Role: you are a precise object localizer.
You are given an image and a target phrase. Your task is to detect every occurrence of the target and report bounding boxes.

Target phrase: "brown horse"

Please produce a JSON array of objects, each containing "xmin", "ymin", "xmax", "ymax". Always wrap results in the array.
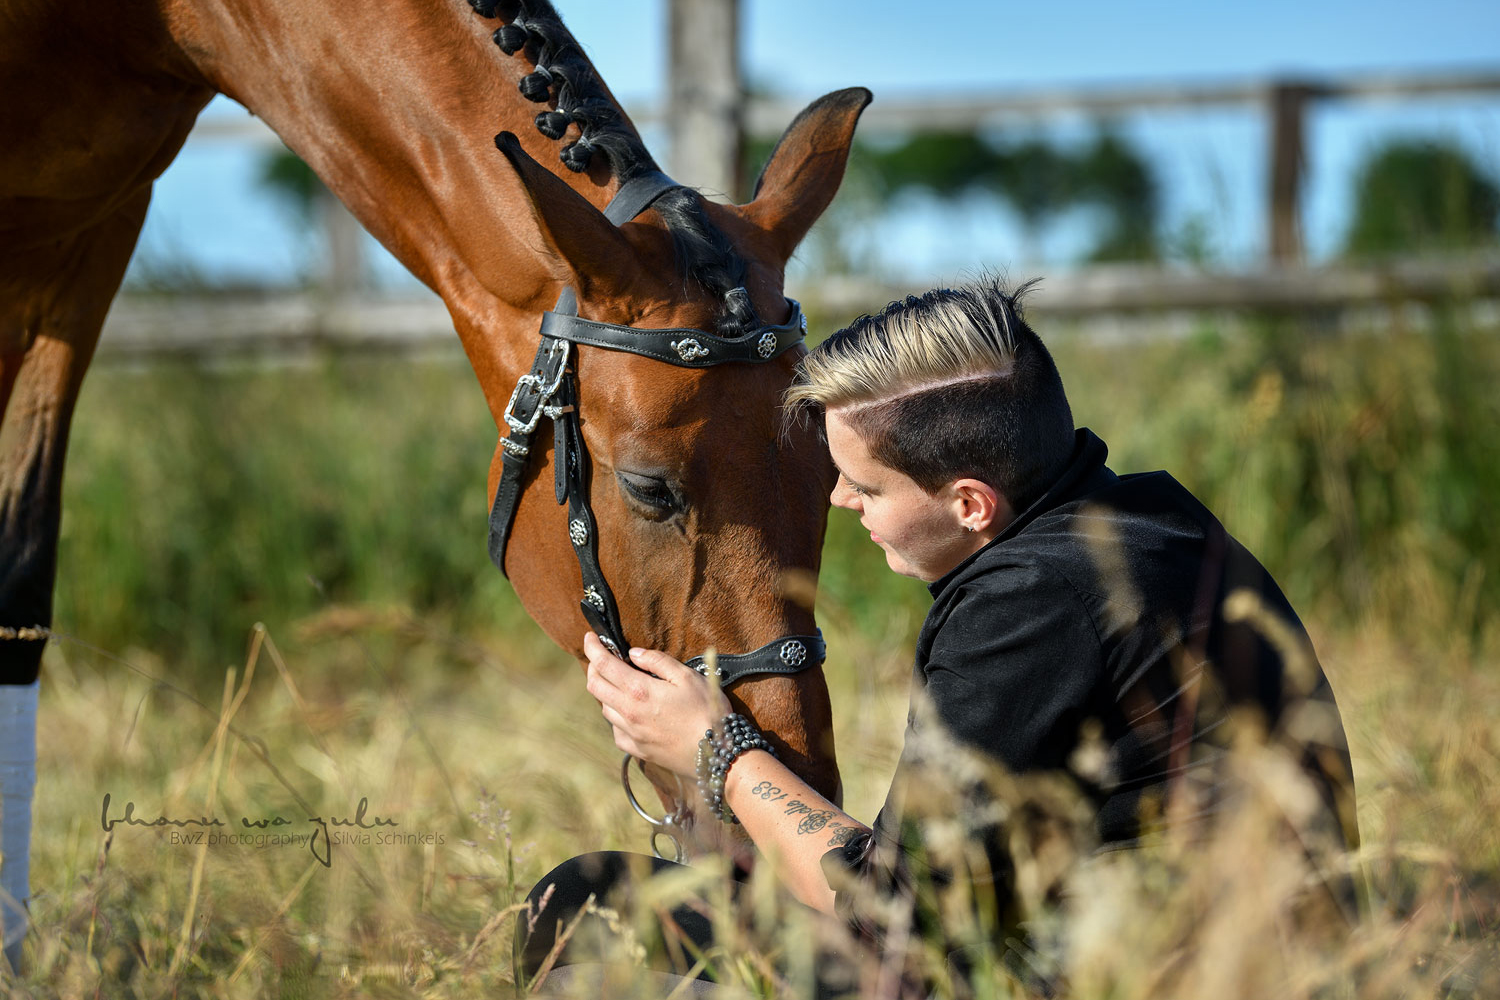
[{"xmin": 0, "ymin": 0, "xmax": 868, "ymax": 964}]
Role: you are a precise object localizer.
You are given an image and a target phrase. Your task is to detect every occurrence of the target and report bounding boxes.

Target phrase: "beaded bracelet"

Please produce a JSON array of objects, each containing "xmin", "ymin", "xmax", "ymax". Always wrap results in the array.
[{"xmin": 694, "ymin": 713, "xmax": 776, "ymax": 824}]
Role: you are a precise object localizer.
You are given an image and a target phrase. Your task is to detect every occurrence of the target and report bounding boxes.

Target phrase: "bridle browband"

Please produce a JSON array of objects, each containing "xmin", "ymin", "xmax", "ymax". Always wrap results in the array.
[{"xmin": 485, "ymin": 172, "xmax": 827, "ymax": 856}]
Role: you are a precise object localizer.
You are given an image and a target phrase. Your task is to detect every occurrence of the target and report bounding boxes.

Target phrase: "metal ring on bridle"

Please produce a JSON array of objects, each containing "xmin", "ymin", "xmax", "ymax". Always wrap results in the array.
[
  {"xmin": 650, "ymin": 828, "xmax": 685, "ymax": 865},
  {"xmin": 620, "ymin": 753, "xmax": 686, "ymax": 862}
]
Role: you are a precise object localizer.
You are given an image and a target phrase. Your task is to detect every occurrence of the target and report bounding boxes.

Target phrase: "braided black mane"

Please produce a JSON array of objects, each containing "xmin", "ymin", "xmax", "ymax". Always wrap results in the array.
[{"xmin": 470, "ymin": 0, "xmax": 759, "ymax": 336}]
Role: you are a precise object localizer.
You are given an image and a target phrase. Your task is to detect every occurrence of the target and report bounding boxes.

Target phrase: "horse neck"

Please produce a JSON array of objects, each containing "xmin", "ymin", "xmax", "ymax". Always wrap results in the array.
[{"xmin": 163, "ymin": 0, "xmax": 637, "ymax": 401}]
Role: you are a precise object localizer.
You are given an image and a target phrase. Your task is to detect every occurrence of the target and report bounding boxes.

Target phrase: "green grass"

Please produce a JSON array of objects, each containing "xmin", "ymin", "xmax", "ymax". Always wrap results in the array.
[{"xmin": 10, "ymin": 311, "xmax": 1498, "ymax": 996}]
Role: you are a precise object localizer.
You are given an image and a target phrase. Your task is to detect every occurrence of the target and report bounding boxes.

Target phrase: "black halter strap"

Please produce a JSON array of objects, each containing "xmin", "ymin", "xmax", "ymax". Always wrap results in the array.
[{"xmin": 486, "ymin": 172, "xmax": 823, "ymax": 686}]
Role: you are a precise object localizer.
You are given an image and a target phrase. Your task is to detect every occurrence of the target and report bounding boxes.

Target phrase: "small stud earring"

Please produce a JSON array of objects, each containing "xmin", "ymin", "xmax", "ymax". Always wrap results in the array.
[{"xmin": 965, "ymin": 525, "xmax": 975, "ymax": 533}]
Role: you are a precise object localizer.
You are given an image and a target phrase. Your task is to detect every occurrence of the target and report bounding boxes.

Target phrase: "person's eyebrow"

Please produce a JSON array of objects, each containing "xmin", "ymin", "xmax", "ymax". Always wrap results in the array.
[{"xmin": 831, "ymin": 461, "xmax": 875, "ymax": 493}]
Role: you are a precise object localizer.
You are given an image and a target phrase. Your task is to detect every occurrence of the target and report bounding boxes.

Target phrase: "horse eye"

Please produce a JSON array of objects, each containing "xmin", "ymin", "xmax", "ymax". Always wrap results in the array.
[{"xmin": 616, "ymin": 472, "xmax": 681, "ymax": 517}]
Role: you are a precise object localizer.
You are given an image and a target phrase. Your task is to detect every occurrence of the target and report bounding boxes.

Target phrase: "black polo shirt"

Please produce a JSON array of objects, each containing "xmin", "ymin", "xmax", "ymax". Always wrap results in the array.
[{"xmin": 822, "ymin": 427, "xmax": 1357, "ymax": 931}]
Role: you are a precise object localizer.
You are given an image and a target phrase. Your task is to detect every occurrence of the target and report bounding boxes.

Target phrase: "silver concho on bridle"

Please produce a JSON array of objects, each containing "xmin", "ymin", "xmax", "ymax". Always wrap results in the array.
[
  {"xmin": 584, "ymin": 586, "xmax": 606, "ymax": 612},
  {"xmin": 756, "ymin": 331, "xmax": 777, "ymax": 359},
  {"xmin": 569, "ymin": 519, "xmax": 589, "ymax": 546},
  {"xmin": 780, "ymin": 640, "xmax": 808, "ymax": 667},
  {"xmin": 670, "ymin": 337, "xmax": 710, "ymax": 362}
]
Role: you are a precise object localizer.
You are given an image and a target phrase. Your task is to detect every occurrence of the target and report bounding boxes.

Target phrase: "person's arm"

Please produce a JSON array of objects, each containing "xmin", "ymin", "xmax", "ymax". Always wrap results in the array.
[
  {"xmin": 721, "ymin": 748, "xmax": 868, "ymax": 914},
  {"xmin": 582, "ymin": 632, "xmax": 867, "ymax": 913}
]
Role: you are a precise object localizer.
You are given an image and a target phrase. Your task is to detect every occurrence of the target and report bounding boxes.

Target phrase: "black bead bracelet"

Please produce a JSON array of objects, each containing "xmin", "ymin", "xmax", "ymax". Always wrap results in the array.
[{"xmin": 694, "ymin": 713, "xmax": 775, "ymax": 824}]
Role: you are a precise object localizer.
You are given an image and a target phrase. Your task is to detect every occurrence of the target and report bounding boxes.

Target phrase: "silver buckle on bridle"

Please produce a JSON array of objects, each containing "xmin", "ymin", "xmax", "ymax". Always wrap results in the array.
[{"xmin": 500, "ymin": 339, "xmax": 571, "ymax": 456}]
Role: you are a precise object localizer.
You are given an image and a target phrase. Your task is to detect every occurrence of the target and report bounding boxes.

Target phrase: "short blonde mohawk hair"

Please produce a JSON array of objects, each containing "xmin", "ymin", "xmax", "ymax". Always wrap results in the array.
[
  {"xmin": 786, "ymin": 275, "xmax": 1039, "ymax": 412},
  {"xmin": 786, "ymin": 274, "xmax": 1075, "ymax": 509}
]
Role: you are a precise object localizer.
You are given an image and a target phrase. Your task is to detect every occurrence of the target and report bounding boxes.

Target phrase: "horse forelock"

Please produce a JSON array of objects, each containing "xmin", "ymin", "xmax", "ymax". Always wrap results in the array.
[
  {"xmin": 471, "ymin": 0, "xmax": 759, "ymax": 338},
  {"xmin": 650, "ymin": 189, "xmax": 761, "ymax": 338}
]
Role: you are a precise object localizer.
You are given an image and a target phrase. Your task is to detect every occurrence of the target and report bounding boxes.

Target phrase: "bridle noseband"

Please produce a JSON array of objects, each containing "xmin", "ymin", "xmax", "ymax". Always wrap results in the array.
[{"xmin": 486, "ymin": 170, "xmax": 827, "ymax": 858}]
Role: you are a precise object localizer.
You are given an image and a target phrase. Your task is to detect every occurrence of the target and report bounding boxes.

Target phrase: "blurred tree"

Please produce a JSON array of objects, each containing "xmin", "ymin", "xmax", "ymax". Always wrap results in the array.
[
  {"xmin": 1164, "ymin": 212, "xmax": 1216, "ymax": 266},
  {"xmin": 1073, "ymin": 130, "xmax": 1159, "ymax": 262},
  {"xmin": 259, "ymin": 148, "xmax": 326, "ymax": 226},
  {"xmin": 1344, "ymin": 139, "xmax": 1500, "ymax": 258},
  {"xmin": 258, "ymin": 148, "xmax": 365, "ymax": 292},
  {"xmin": 826, "ymin": 128, "xmax": 1160, "ymax": 266},
  {"xmin": 864, "ymin": 130, "xmax": 1008, "ymax": 197},
  {"xmin": 989, "ymin": 139, "xmax": 1078, "ymax": 260}
]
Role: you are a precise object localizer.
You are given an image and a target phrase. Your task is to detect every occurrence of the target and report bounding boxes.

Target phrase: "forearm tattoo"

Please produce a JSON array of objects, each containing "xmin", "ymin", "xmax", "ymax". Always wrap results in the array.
[
  {"xmin": 826, "ymin": 825, "xmax": 862, "ymax": 848},
  {"xmin": 784, "ymin": 799, "xmax": 833, "ymax": 834},
  {"xmin": 750, "ymin": 782, "xmax": 866, "ymax": 846}
]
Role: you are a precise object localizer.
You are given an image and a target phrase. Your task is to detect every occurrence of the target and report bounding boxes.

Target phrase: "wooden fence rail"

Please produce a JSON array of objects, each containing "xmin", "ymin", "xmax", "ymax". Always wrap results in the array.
[{"xmin": 97, "ymin": 256, "xmax": 1500, "ymax": 362}]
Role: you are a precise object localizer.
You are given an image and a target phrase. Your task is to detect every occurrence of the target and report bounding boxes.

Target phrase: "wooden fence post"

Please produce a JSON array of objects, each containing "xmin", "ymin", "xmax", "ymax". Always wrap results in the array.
[
  {"xmin": 320, "ymin": 193, "xmax": 365, "ymax": 295},
  {"xmin": 1267, "ymin": 81, "xmax": 1323, "ymax": 264},
  {"xmin": 666, "ymin": 0, "xmax": 743, "ymax": 200}
]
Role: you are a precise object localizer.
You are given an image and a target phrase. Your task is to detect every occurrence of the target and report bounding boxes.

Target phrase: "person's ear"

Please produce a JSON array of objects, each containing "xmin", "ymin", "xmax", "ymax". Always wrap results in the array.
[{"xmin": 952, "ymin": 478, "xmax": 1012, "ymax": 534}]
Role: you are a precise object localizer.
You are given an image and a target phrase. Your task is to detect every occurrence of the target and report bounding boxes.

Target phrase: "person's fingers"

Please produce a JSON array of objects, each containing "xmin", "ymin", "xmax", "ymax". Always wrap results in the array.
[
  {"xmin": 627, "ymin": 646, "xmax": 692, "ymax": 682},
  {"xmin": 584, "ymin": 642, "xmax": 607, "ymax": 686},
  {"xmin": 587, "ymin": 655, "xmax": 637, "ymax": 713},
  {"xmin": 609, "ymin": 725, "xmax": 639, "ymax": 758},
  {"xmin": 601, "ymin": 702, "xmax": 629, "ymax": 731},
  {"xmin": 585, "ymin": 630, "xmax": 632, "ymax": 665},
  {"xmin": 583, "ymin": 631, "xmax": 617, "ymax": 665},
  {"xmin": 585, "ymin": 633, "xmax": 640, "ymax": 693},
  {"xmin": 626, "ymin": 648, "xmax": 732, "ymax": 723},
  {"xmin": 595, "ymin": 656, "xmax": 650, "ymax": 703},
  {"xmin": 585, "ymin": 659, "xmax": 612, "ymax": 703}
]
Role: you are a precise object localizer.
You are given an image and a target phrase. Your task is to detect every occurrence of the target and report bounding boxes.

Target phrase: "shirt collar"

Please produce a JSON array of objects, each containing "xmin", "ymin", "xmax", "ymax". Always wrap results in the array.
[{"xmin": 926, "ymin": 428, "xmax": 1114, "ymax": 597}]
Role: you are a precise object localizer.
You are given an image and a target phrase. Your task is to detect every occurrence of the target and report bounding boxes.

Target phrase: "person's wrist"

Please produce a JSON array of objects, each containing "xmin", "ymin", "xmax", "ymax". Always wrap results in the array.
[
  {"xmin": 723, "ymin": 746, "xmax": 771, "ymax": 800},
  {"xmin": 697, "ymin": 705, "xmax": 724, "ymax": 742},
  {"xmin": 695, "ymin": 713, "xmax": 774, "ymax": 823}
]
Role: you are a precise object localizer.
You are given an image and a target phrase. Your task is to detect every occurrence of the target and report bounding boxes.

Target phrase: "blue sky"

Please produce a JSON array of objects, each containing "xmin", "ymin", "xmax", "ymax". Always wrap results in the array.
[{"xmin": 131, "ymin": 0, "xmax": 1500, "ymax": 287}]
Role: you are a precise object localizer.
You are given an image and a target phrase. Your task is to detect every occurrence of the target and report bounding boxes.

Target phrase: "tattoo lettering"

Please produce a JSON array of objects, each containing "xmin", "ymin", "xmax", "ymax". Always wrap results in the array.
[
  {"xmin": 827, "ymin": 825, "xmax": 861, "ymax": 848},
  {"xmin": 783, "ymin": 799, "xmax": 833, "ymax": 835},
  {"xmin": 750, "ymin": 780, "xmax": 788, "ymax": 802},
  {"xmin": 798, "ymin": 811, "xmax": 832, "ymax": 834}
]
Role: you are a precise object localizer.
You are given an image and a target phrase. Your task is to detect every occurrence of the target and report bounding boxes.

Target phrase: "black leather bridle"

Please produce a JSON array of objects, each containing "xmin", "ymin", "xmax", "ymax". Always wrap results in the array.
[{"xmin": 486, "ymin": 170, "xmax": 826, "ymax": 697}]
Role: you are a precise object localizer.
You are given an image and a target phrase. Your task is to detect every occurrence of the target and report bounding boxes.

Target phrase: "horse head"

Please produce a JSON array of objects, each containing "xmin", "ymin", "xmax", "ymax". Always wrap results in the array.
[{"xmin": 488, "ymin": 86, "xmax": 871, "ymax": 827}]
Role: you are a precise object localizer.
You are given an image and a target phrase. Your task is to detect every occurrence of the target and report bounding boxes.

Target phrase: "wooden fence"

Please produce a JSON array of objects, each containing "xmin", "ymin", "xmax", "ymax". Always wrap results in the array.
[{"xmin": 97, "ymin": 255, "xmax": 1500, "ymax": 362}]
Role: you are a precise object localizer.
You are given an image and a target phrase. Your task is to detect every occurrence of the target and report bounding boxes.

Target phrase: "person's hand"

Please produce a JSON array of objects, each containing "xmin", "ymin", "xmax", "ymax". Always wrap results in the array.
[{"xmin": 583, "ymin": 632, "xmax": 731, "ymax": 777}]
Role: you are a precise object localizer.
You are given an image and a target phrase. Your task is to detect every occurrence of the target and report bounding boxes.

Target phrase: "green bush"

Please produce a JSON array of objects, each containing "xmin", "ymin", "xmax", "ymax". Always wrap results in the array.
[
  {"xmin": 1344, "ymin": 139, "xmax": 1500, "ymax": 257},
  {"xmin": 58, "ymin": 358, "xmax": 533, "ymax": 679}
]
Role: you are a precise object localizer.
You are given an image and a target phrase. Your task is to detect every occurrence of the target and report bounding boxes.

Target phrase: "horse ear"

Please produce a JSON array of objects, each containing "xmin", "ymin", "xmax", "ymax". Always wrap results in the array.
[
  {"xmin": 493, "ymin": 131, "xmax": 643, "ymax": 296},
  {"xmin": 741, "ymin": 87, "xmax": 873, "ymax": 261}
]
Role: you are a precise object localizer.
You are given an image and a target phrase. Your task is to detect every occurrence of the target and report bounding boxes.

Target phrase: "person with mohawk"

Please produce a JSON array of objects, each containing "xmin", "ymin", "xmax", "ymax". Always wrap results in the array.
[{"xmin": 528, "ymin": 274, "xmax": 1359, "ymax": 995}]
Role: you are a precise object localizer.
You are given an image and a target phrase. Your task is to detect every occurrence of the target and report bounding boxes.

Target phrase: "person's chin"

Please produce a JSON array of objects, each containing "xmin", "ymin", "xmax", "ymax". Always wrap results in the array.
[{"xmin": 884, "ymin": 551, "xmax": 920, "ymax": 579}]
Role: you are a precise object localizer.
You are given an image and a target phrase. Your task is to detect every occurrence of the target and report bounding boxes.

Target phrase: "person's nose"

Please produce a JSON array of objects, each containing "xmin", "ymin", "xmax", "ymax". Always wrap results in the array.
[{"xmin": 830, "ymin": 480, "xmax": 858, "ymax": 511}]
